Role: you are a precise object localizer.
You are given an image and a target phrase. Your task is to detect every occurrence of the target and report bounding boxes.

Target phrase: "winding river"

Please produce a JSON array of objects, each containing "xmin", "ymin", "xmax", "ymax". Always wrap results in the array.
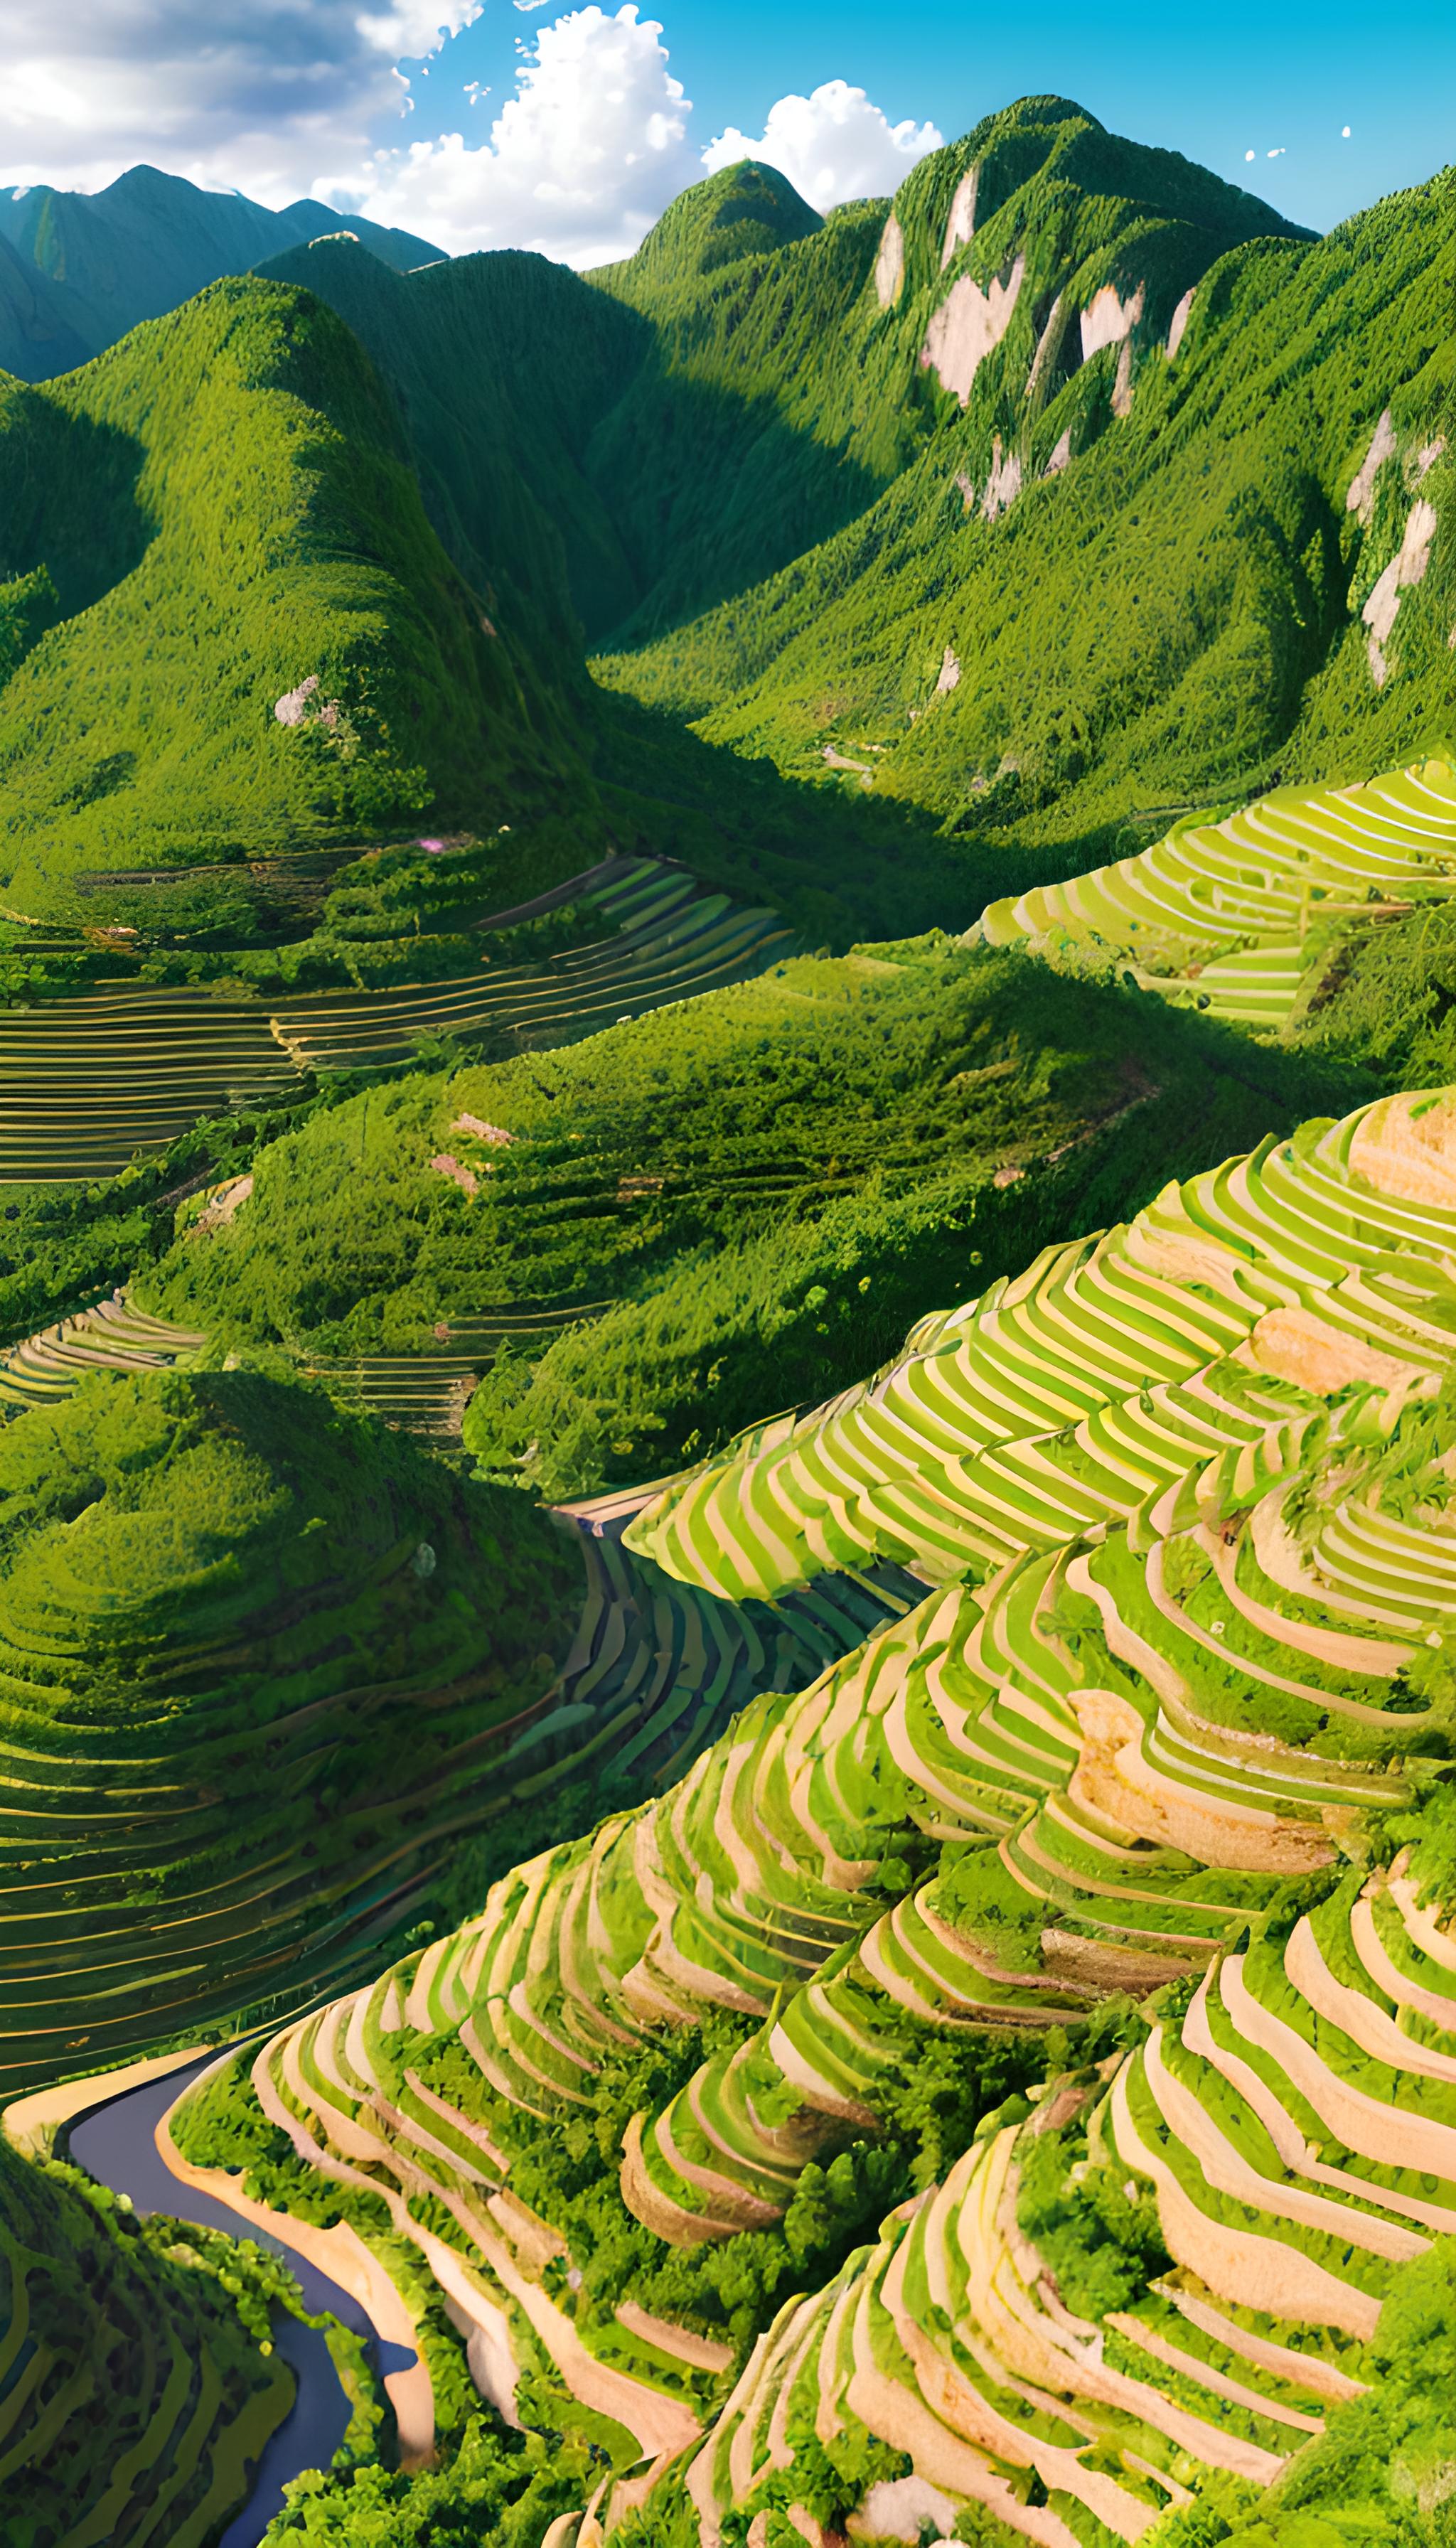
[{"xmin": 68, "ymin": 2055, "xmax": 418, "ymax": 2548}]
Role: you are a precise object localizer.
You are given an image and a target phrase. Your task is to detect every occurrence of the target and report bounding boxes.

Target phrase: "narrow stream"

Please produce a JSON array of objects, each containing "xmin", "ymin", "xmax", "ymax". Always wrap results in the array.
[{"xmin": 69, "ymin": 2055, "xmax": 417, "ymax": 2548}]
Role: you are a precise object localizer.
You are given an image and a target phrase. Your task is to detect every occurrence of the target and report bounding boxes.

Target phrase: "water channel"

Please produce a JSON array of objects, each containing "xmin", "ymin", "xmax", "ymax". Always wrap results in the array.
[{"xmin": 68, "ymin": 2054, "xmax": 417, "ymax": 2547}]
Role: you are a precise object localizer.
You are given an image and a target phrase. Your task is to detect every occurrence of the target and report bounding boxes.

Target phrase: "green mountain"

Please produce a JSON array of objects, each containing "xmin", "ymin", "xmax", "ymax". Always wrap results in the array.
[
  {"xmin": 599, "ymin": 114, "xmax": 1452, "ymax": 857},
  {"xmin": 130, "ymin": 892, "xmax": 1357, "ymax": 1499},
  {"xmin": 0, "ymin": 274, "xmax": 601, "ymax": 916},
  {"xmin": 0, "ymin": 1349, "xmax": 903, "ymax": 2099},
  {"xmin": 6, "ymin": 103, "xmax": 1440, "ymax": 946},
  {"xmin": 4, "ymin": 92, "xmax": 1456, "ymax": 2548},
  {"xmin": 262, "ymin": 108, "xmax": 1303, "ymax": 673},
  {"xmin": 0, "ymin": 162, "xmax": 441, "ymax": 381}
]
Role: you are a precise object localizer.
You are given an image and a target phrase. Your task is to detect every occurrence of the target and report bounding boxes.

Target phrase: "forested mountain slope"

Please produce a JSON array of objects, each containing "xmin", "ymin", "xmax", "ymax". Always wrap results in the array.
[
  {"xmin": 3, "ymin": 105, "xmax": 1439, "ymax": 943},
  {"xmin": 597, "ymin": 123, "xmax": 1452, "ymax": 863},
  {"xmin": 0, "ymin": 162, "xmax": 440, "ymax": 381},
  {"xmin": 131, "ymin": 913, "xmax": 1360, "ymax": 1499},
  {"xmin": 0, "ymin": 277, "xmax": 601, "ymax": 916},
  {"xmin": 263, "ymin": 108, "xmax": 1302, "ymax": 672}
]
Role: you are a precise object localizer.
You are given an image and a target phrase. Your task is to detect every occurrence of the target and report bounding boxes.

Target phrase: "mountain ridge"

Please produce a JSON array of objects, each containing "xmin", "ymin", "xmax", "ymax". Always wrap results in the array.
[{"xmin": 0, "ymin": 160, "xmax": 443, "ymax": 380}]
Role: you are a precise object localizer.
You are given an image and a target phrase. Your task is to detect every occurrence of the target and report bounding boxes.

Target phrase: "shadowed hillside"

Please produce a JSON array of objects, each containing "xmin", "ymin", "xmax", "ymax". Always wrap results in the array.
[{"xmin": 0, "ymin": 2127, "xmax": 292, "ymax": 2542}]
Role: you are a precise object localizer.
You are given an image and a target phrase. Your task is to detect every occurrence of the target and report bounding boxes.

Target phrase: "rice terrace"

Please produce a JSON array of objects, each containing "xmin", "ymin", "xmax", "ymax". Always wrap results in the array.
[{"xmin": 1, "ymin": 21, "xmax": 1455, "ymax": 2548}]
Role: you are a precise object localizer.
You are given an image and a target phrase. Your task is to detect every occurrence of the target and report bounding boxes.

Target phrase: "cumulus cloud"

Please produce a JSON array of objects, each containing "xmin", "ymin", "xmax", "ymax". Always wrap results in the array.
[
  {"xmin": 346, "ymin": 4, "xmax": 698, "ymax": 264},
  {"xmin": 0, "ymin": 0, "xmax": 944, "ymax": 273},
  {"xmin": 701, "ymin": 79, "xmax": 943, "ymax": 214},
  {"xmin": 0, "ymin": 0, "xmax": 481, "ymax": 203}
]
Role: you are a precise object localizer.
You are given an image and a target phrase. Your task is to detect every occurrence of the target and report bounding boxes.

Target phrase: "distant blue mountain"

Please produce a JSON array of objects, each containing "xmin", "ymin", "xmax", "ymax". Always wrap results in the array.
[{"xmin": 0, "ymin": 161, "xmax": 443, "ymax": 380}]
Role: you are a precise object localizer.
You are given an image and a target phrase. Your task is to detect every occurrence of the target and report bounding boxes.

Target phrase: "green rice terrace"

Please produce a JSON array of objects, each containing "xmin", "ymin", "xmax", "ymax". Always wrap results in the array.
[
  {"xmin": 0, "ymin": 853, "xmax": 791, "ymax": 1184},
  {"xmin": 0, "ymin": 1360, "xmax": 912, "ymax": 2101},
  {"xmin": 160, "ymin": 1081, "xmax": 1456, "ymax": 2548},
  {"xmin": 978, "ymin": 754, "xmax": 1456, "ymax": 1027}
]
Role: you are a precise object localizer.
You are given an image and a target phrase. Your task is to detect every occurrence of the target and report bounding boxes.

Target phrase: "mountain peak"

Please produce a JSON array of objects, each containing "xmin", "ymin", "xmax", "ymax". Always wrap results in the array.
[{"xmin": 607, "ymin": 157, "xmax": 823, "ymax": 298}]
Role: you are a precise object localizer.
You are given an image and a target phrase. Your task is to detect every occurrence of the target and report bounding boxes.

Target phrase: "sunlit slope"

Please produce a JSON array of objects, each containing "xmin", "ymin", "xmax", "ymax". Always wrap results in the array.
[
  {"xmin": 589, "ymin": 105, "xmax": 1298, "ymax": 657},
  {"xmin": 127, "ymin": 916, "xmax": 1352, "ymax": 1513},
  {"xmin": 626, "ymin": 1087, "xmax": 1456, "ymax": 1601},
  {"xmin": 604, "ymin": 127, "xmax": 1452, "ymax": 849},
  {"xmin": 167, "ymin": 1083, "xmax": 1456, "ymax": 2546},
  {"xmin": 0, "ymin": 2130, "xmax": 290, "ymax": 2545},
  {"xmin": 978, "ymin": 750, "xmax": 1456, "ymax": 1025},
  {"xmin": 0, "ymin": 276, "xmax": 599, "ymax": 915}
]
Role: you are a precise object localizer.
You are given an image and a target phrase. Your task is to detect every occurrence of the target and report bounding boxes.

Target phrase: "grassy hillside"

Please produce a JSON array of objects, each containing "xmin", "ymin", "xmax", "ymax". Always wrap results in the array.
[
  {"xmin": 170, "ymin": 1082, "xmax": 1456, "ymax": 2548},
  {"xmin": 0, "ymin": 1363, "xmax": 581, "ymax": 2091},
  {"xmin": 0, "ymin": 1347, "xmax": 906, "ymax": 2098},
  {"xmin": 0, "ymin": 2129, "xmax": 292, "ymax": 2545},
  {"xmin": 600, "ymin": 134, "xmax": 1452, "ymax": 868},
  {"xmin": 1, "ymin": 109, "xmax": 1447, "ymax": 951},
  {"xmin": 0, "ymin": 276, "xmax": 604, "ymax": 918}
]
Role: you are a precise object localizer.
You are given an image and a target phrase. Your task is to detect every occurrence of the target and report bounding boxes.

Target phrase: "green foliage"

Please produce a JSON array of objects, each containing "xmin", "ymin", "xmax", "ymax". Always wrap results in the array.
[
  {"xmin": 1289, "ymin": 904, "xmax": 1456, "ymax": 1089},
  {"xmin": 0, "ymin": 1363, "xmax": 584, "ymax": 2089},
  {"xmin": 0, "ymin": 1068, "xmax": 380, "ymax": 1350},
  {"xmin": 262, "ymin": 2417, "xmax": 589, "ymax": 2548},
  {"xmin": 933, "ymin": 1841, "xmax": 1048, "ymax": 1973},
  {"xmin": 1199, "ymin": 2239, "xmax": 1456, "ymax": 2547},
  {"xmin": 1015, "ymin": 2105, "xmax": 1172, "ymax": 2320},
  {"xmin": 135, "ymin": 933, "xmax": 1361, "ymax": 1498},
  {"xmin": 0, "ymin": 277, "xmax": 605, "ymax": 916},
  {"xmin": 0, "ymin": 161, "xmax": 441, "ymax": 383},
  {"xmin": 599, "ymin": 120, "xmax": 1450, "ymax": 861},
  {"xmin": 0, "ymin": 562, "xmax": 59, "ymax": 682}
]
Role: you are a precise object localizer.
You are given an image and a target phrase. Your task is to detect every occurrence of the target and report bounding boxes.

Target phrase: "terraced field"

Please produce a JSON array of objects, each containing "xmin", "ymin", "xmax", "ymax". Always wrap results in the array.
[
  {"xmin": 173, "ymin": 1082, "xmax": 1456, "ymax": 2545},
  {"xmin": 0, "ymin": 1291, "xmax": 619, "ymax": 1443},
  {"xmin": 0, "ymin": 858, "xmax": 792, "ymax": 1184},
  {"xmin": 0, "ymin": 1290, "xmax": 203, "ymax": 1419},
  {"xmin": 0, "ymin": 1361, "xmax": 908, "ymax": 2102},
  {"xmin": 626, "ymin": 1085, "xmax": 1456, "ymax": 1600},
  {"xmin": 303, "ymin": 1303, "xmax": 614, "ymax": 1440},
  {"xmin": 978, "ymin": 751, "xmax": 1456, "ymax": 1024}
]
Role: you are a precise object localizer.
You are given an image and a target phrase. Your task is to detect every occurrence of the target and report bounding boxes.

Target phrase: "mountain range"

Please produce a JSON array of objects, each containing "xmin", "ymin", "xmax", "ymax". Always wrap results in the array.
[
  {"xmin": 0, "ymin": 160, "xmax": 441, "ymax": 381},
  {"xmin": 0, "ymin": 97, "xmax": 1449, "ymax": 938}
]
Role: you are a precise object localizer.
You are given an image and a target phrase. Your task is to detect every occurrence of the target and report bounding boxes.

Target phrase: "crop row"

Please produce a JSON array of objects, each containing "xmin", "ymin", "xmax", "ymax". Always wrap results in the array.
[
  {"xmin": 978, "ymin": 751, "xmax": 1456, "ymax": 1023},
  {"xmin": 626, "ymin": 1086, "xmax": 1456, "ymax": 1600},
  {"xmin": 183, "ymin": 1081, "xmax": 1456, "ymax": 2542},
  {"xmin": 0, "ymin": 859, "xmax": 793, "ymax": 1183}
]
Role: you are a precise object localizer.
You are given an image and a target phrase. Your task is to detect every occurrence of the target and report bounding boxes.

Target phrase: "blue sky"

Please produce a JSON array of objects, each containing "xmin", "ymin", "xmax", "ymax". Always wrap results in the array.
[
  {"xmin": 3, "ymin": 0, "xmax": 1451, "ymax": 259},
  {"xmin": 406, "ymin": 0, "xmax": 1454, "ymax": 235}
]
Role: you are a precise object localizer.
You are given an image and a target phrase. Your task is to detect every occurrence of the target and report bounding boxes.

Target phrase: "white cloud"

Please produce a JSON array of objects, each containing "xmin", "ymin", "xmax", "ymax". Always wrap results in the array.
[
  {"xmin": 346, "ymin": 4, "xmax": 698, "ymax": 264},
  {"xmin": 0, "ymin": 1, "xmax": 944, "ymax": 274},
  {"xmin": 701, "ymin": 79, "xmax": 942, "ymax": 215},
  {"xmin": 0, "ymin": 0, "xmax": 481, "ymax": 203}
]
